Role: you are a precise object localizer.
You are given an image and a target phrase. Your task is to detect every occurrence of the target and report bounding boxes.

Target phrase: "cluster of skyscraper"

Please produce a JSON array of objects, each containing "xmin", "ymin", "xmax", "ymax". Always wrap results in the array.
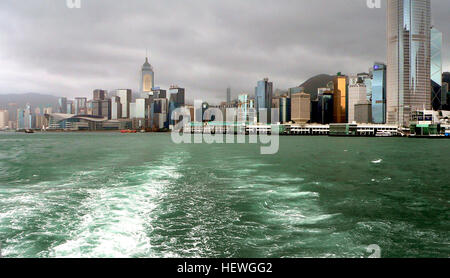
[
  {"xmin": 0, "ymin": 104, "xmax": 52, "ymax": 130},
  {"xmin": 226, "ymin": 0, "xmax": 448, "ymax": 128},
  {"xmin": 1, "ymin": 0, "xmax": 447, "ymax": 132},
  {"xmin": 48, "ymin": 57, "xmax": 186, "ymax": 131}
]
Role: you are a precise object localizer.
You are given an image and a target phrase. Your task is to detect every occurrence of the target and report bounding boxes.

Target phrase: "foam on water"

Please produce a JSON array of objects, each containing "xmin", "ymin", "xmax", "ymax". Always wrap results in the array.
[{"xmin": 49, "ymin": 156, "xmax": 186, "ymax": 258}]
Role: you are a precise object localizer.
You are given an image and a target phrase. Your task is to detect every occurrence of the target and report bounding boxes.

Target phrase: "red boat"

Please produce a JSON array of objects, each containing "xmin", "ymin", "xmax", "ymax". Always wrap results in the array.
[{"xmin": 120, "ymin": 129, "xmax": 137, "ymax": 133}]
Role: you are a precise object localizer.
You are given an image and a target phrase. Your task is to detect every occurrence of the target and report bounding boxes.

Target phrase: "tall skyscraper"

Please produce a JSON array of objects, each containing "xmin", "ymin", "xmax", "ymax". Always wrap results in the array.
[
  {"xmin": 372, "ymin": 63, "xmax": 387, "ymax": 124},
  {"xmin": 279, "ymin": 97, "xmax": 291, "ymax": 124},
  {"xmin": 348, "ymin": 83, "xmax": 367, "ymax": 123},
  {"xmin": 140, "ymin": 57, "xmax": 154, "ymax": 94},
  {"xmin": 333, "ymin": 74, "xmax": 347, "ymax": 123},
  {"xmin": 168, "ymin": 86, "xmax": 185, "ymax": 126},
  {"xmin": 291, "ymin": 92, "xmax": 310, "ymax": 124},
  {"xmin": 116, "ymin": 89, "xmax": 132, "ymax": 118},
  {"xmin": 0, "ymin": 110, "xmax": 9, "ymax": 129},
  {"xmin": 255, "ymin": 78, "xmax": 273, "ymax": 123},
  {"xmin": 387, "ymin": 0, "xmax": 431, "ymax": 126},
  {"xmin": 317, "ymin": 92, "xmax": 334, "ymax": 124},
  {"xmin": 66, "ymin": 100, "xmax": 74, "ymax": 114},
  {"xmin": 227, "ymin": 87, "xmax": 231, "ymax": 104},
  {"xmin": 237, "ymin": 94, "xmax": 256, "ymax": 123},
  {"xmin": 430, "ymin": 27, "xmax": 443, "ymax": 110},
  {"xmin": 75, "ymin": 97, "xmax": 87, "ymax": 115},
  {"xmin": 111, "ymin": 96, "xmax": 122, "ymax": 120},
  {"xmin": 58, "ymin": 97, "xmax": 67, "ymax": 114}
]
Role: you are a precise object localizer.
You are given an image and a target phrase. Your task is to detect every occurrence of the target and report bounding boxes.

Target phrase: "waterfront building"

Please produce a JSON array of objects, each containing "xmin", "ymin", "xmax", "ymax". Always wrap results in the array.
[
  {"xmin": 111, "ymin": 96, "xmax": 122, "ymax": 120},
  {"xmin": 58, "ymin": 97, "xmax": 67, "ymax": 114},
  {"xmin": 34, "ymin": 107, "xmax": 46, "ymax": 129},
  {"xmin": 442, "ymin": 82, "xmax": 449, "ymax": 110},
  {"xmin": 355, "ymin": 101, "xmax": 372, "ymax": 124},
  {"xmin": 255, "ymin": 78, "xmax": 273, "ymax": 123},
  {"xmin": 87, "ymin": 100, "xmax": 93, "ymax": 115},
  {"xmin": 66, "ymin": 100, "xmax": 74, "ymax": 114},
  {"xmin": 16, "ymin": 104, "xmax": 32, "ymax": 130},
  {"xmin": 0, "ymin": 110, "xmax": 9, "ymax": 129},
  {"xmin": 409, "ymin": 109, "xmax": 440, "ymax": 135},
  {"xmin": 348, "ymin": 83, "xmax": 367, "ymax": 123},
  {"xmin": 153, "ymin": 98, "xmax": 168, "ymax": 114},
  {"xmin": 75, "ymin": 97, "xmax": 87, "ymax": 115},
  {"xmin": 333, "ymin": 74, "xmax": 347, "ymax": 123},
  {"xmin": 101, "ymin": 99, "xmax": 111, "ymax": 120},
  {"xmin": 279, "ymin": 97, "xmax": 291, "ymax": 124},
  {"xmin": 291, "ymin": 92, "xmax": 310, "ymax": 124},
  {"xmin": 431, "ymin": 27, "xmax": 443, "ymax": 110},
  {"xmin": 7, "ymin": 103, "xmax": 18, "ymax": 124},
  {"xmin": 24, "ymin": 104, "xmax": 32, "ymax": 129},
  {"xmin": 311, "ymin": 99, "xmax": 319, "ymax": 124},
  {"xmin": 168, "ymin": 86, "xmax": 185, "ymax": 126},
  {"xmin": 17, "ymin": 108, "xmax": 25, "ymax": 129},
  {"xmin": 372, "ymin": 63, "xmax": 387, "ymax": 124},
  {"xmin": 387, "ymin": 0, "xmax": 431, "ymax": 126},
  {"xmin": 47, "ymin": 114, "xmax": 117, "ymax": 131},
  {"xmin": 153, "ymin": 98, "xmax": 169, "ymax": 129},
  {"xmin": 93, "ymin": 99, "xmax": 112, "ymax": 119},
  {"xmin": 168, "ymin": 86, "xmax": 185, "ymax": 108},
  {"xmin": 92, "ymin": 100, "xmax": 101, "ymax": 117},
  {"xmin": 135, "ymin": 98, "xmax": 150, "ymax": 119},
  {"xmin": 237, "ymin": 94, "xmax": 257, "ymax": 124},
  {"xmin": 140, "ymin": 57, "xmax": 154, "ymax": 94},
  {"xmin": 116, "ymin": 89, "xmax": 132, "ymax": 118},
  {"xmin": 317, "ymin": 92, "xmax": 334, "ymax": 124},
  {"xmin": 129, "ymin": 102, "xmax": 136, "ymax": 119}
]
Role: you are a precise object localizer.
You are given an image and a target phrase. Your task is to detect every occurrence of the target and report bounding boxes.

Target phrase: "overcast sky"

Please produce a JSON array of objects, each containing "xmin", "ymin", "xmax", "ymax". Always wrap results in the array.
[{"xmin": 0, "ymin": 0, "xmax": 449, "ymax": 104}]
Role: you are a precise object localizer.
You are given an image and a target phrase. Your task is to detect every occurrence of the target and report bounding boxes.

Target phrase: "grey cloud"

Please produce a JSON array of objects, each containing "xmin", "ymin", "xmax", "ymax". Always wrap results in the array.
[{"xmin": 0, "ymin": 0, "xmax": 449, "ymax": 104}]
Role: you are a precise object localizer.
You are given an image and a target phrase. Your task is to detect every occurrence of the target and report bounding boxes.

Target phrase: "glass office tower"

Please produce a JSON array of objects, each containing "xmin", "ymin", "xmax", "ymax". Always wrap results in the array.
[
  {"xmin": 372, "ymin": 63, "xmax": 387, "ymax": 124},
  {"xmin": 387, "ymin": 0, "xmax": 431, "ymax": 126},
  {"xmin": 58, "ymin": 97, "xmax": 67, "ymax": 114},
  {"xmin": 255, "ymin": 78, "xmax": 273, "ymax": 123},
  {"xmin": 431, "ymin": 27, "xmax": 443, "ymax": 110},
  {"xmin": 333, "ymin": 74, "xmax": 347, "ymax": 123}
]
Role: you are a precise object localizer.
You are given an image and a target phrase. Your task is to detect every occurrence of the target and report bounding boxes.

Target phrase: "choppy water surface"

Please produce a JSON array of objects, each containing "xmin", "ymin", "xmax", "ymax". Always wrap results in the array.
[{"xmin": 0, "ymin": 132, "xmax": 448, "ymax": 258}]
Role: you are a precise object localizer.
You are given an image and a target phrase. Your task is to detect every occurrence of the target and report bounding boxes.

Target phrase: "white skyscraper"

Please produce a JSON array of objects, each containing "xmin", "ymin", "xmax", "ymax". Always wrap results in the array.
[{"xmin": 116, "ymin": 89, "xmax": 132, "ymax": 118}]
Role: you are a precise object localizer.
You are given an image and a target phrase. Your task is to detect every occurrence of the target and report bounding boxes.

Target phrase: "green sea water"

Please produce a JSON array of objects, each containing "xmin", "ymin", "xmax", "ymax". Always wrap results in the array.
[{"xmin": 0, "ymin": 132, "xmax": 448, "ymax": 258}]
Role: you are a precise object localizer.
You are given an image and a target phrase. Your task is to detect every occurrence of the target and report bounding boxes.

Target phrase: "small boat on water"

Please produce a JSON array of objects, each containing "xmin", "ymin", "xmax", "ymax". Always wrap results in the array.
[
  {"xmin": 25, "ymin": 129, "xmax": 35, "ymax": 134},
  {"xmin": 120, "ymin": 129, "xmax": 137, "ymax": 134}
]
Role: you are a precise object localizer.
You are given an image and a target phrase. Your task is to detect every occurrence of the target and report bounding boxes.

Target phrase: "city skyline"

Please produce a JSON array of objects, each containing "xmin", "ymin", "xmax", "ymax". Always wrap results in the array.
[{"xmin": 0, "ymin": 0, "xmax": 449, "ymax": 104}]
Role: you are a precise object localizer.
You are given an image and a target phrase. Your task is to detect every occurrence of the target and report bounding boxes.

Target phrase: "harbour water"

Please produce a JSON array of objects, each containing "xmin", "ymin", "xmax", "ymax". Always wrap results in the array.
[{"xmin": 0, "ymin": 132, "xmax": 448, "ymax": 258}]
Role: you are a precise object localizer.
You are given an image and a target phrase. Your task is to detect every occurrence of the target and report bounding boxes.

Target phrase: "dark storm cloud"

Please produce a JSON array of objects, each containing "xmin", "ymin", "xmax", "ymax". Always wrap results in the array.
[{"xmin": 0, "ymin": 0, "xmax": 449, "ymax": 103}]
